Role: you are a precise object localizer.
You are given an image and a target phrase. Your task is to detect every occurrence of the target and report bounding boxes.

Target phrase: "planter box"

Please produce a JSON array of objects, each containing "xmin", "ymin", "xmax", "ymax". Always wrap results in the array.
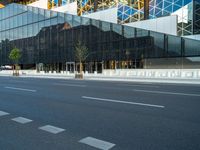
[
  {"xmin": 13, "ymin": 72, "xmax": 19, "ymax": 76},
  {"xmin": 75, "ymin": 73, "xmax": 83, "ymax": 79}
]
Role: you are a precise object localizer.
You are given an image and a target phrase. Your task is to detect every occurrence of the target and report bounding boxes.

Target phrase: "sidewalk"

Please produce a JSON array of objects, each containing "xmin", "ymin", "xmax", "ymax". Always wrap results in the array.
[{"xmin": 1, "ymin": 71, "xmax": 200, "ymax": 85}]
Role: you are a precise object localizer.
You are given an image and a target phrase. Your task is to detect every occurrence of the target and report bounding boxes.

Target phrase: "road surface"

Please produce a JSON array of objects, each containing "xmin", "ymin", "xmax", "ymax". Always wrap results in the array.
[{"xmin": 0, "ymin": 76, "xmax": 200, "ymax": 150}]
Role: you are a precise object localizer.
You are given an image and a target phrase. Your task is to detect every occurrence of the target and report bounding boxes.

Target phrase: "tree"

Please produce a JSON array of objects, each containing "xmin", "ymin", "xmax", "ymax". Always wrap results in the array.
[
  {"xmin": 9, "ymin": 47, "xmax": 21, "ymax": 76},
  {"xmin": 74, "ymin": 40, "xmax": 88, "ymax": 77}
]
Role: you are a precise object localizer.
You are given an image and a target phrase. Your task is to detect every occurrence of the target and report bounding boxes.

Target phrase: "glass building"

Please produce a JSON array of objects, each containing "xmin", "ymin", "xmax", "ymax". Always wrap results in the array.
[
  {"xmin": 0, "ymin": 3, "xmax": 200, "ymax": 73},
  {"xmin": 3, "ymin": 0, "xmax": 199, "ymax": 36},
  {"xmin": 118, "ymin": 0, "xmax": 200, "ymax": 36}
]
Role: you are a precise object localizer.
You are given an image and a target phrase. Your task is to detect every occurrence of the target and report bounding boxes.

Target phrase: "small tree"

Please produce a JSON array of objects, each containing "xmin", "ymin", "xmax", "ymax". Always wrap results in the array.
[
  {"xmin": 9, "ymin": 48, "xmax": 21, "ymax": 76},
  {"xmin": 74, "ymin": 40, "xmax": 88, "ymax": 76}
]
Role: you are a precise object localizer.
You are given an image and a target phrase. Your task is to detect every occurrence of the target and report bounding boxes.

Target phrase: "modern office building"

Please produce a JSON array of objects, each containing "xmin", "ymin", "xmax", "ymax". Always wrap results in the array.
[
  {"xmin": 3, "ymin": 0, "xmax": 200, "ymax": 36},
  {"xmin": 0, "ymin": 2, "xmax": 200, "ymax": 72}
]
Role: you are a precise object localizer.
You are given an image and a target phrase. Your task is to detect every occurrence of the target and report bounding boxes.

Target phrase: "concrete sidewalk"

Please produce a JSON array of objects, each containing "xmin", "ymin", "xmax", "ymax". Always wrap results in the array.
[{"xmin": 1, "ymin": 71, "xmax": 200, "ymax": 85}]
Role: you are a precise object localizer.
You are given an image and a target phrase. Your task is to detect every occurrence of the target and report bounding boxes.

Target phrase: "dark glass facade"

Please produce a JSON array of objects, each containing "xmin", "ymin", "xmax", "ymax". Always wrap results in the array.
[
  {"xmin": 0, "ymin": 3, "xmax": 200, "ymax": 72},
  {"xmin": 118, "ymin": 0, "xmax": 200, "ymax": 36}
]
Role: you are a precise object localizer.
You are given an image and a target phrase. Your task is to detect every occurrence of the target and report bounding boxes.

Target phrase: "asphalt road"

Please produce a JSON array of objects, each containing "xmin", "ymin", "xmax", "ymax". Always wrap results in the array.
[{"xmin": 0, "ymin": 76, "xmax": 200, "ymax": 150}]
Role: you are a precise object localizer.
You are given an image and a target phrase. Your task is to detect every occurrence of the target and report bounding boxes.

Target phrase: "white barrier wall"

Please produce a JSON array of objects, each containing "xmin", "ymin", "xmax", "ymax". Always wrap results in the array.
[
  {"xmin": 28, "ymin": 0, "xmax": 48, "ymax": 9},
  {"xmin": 1, "ymin": 69, "xmax": 200, "ymax": 79},
  {"xmin": 102, "ymin": 69, "xmax": 200, "ymax": 79},
  {"xmin": 83, "ymin": 7, "xmax": 118, "ymax": 24},
  {"xmin": 51, "ymin": 2, "xmax": 77, "ymax": 15},
  {"xmin": 183, "ymin": 34, "xmax": 200, "ymax": 41},
  {"xmin": 125, "ymin": 15, "xmax": 178, "ymax": 36}
]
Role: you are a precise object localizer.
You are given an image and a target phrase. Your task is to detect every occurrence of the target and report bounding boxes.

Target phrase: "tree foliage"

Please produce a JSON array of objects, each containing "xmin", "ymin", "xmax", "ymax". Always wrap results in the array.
[
  {"xmin": 74, "ymin": 40, "xmax": 88, "ymax": 63},
  {"xmin": 9, "ymin": 47, "xmax": 21, "ymax": 63}
]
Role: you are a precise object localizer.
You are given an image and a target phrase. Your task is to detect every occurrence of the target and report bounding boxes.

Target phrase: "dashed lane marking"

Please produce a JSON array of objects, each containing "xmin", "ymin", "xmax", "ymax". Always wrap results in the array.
[
  {"xmin": 53, "ymin": 83, "xmax": 86, "ymax": 87},
  {"xmin": 82, "ymin": 96, "xmax": 165, "ymax": 108},
  {"xmin": 39, "ymin": 125, "xmax": 65, "ymax": 134},
  {"xmin": 79, "ymin": 137, "xmax": 115, "ymax": 150},
  {"xmin": 0, "ymin": 111, "xmax": 9, "ymax": 116},
  {"xmin": 133, "ymin": 89, "xmax": 200, "ymax": 97},
  {"xmin": 11, "ymin": 117, "xmax": 33, "ymax": 124},
  {"xmin": 5, "ymin": 86, "xmax": 37, "ymax": 92}
]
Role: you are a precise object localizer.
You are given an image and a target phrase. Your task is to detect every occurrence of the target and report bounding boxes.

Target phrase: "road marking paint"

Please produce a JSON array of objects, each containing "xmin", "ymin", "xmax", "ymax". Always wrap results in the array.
[
  {"xmin": 11, "ymin": 117, "xmax": 33, "ymax": 124},
  {"xmin": 59, "ymin": 81, "xmax": 86, "ymax": 84},
  {"xmin": 5, "ymin": 86, "xmax": 37, "ymax": 92},
  {"xmin": 0, "ymin": 111, "xmax": 9, "ymax": 116},
  {"xmin": 53, "ymin": 83, "xmax": 86, "ymax": 87},
  {"xmin": 133, "ymin": 89, "xmax": 200, "ymax": 97},
  {"xmin": 9, "ymin": 80, "xmax": 28, "ymax": 83},
  {"xmin": 118, "ymin": 84, "xmax": 159, "ymax": 88},
  {"xmin": 79, "ymin": 137, "xmax": 115, "ymax": 150},
  {"xmin": 82, "ymin": 96, "xmax": 164, "ymax": 108},
  {"xmin": 39, "ymin": 125, "xmax": 65, "ymax": 134}
]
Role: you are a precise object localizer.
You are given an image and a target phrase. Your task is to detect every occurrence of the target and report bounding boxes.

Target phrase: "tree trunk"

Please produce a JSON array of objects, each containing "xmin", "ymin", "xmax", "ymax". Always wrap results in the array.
[
  {"xmin": 79, "ymin": 61, "xmax": 82, "ymax": 74},
  {"xmin": 12, "ymin": 65, "xmax": 14, "ymax": 75},
  {"xmin": 15, "ymin": 64, "xmax": 17, "ymax": 76}
]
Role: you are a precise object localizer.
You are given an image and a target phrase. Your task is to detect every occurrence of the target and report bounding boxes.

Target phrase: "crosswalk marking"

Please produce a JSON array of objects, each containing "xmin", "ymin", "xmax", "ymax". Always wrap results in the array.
[
  {"xmin": 39, "ymin": 125, "xmax": 65, "ymax": 134},
  {"xmin": 79, "ymin": 137, "xmax": 115, "ymax": 150},
  {"xmin": 0, "ymin": 111, "xmax": 9, "ymax": 116},
  {"xmin": 11, "ymin": 117, "xmax": 33, "ymax": 124}
]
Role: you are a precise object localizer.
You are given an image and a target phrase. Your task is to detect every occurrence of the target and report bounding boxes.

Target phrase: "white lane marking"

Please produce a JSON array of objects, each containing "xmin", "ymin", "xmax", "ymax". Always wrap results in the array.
[
  {"xmin": 118, "ymin": 84, "xmax": 159, "ymax": 88},
  {"xmin": 53, "ymin": 83, "xmax": 86, "ymax": 87},
  {"xmin": 133, "ymin": 89, "xmax": 200, "ymax": 97},
  {"xmin": 39, "ymin": 125, "xmax": 65, "ymax": 134},
  {"xmin": 11, "ymin": 117, "xmax": 33, "ymax": 124},
  {"xmin": 79, "ymin": 137, "xmax": 115, "ymax": 150},
  {"xmin": 9, "ymin": 80, "xmax": 28, "ymax": 83},
  {"xmin": 5, "ymin": 86, "xmax": 37, "ymax": 92},
  {"xmin": 82, "ymin": 96, "xmax": 164, "ymax": 108},
  {"xmin": 0, "ymin": 111, "xmax": 9, "ymax": 116},
  {"xmin": 59, "ymin": 81, "xmax": 86, "ymax": 84}
]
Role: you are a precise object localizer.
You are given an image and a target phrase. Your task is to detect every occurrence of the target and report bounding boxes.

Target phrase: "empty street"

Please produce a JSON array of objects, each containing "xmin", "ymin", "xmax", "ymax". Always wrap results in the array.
[{"xmin": 0, "ymin": 76, "xmax": 200, "ymax": 150}]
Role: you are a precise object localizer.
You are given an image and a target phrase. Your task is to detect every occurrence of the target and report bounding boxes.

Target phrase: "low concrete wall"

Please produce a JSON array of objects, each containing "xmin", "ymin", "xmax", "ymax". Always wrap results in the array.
[
  {"xmin": 1, "ymin": 69, "xmax": 200, "ymax": 79},
  {"xmin": 102, "ymin": 69, "xmax": 200, "ymax": 79}
]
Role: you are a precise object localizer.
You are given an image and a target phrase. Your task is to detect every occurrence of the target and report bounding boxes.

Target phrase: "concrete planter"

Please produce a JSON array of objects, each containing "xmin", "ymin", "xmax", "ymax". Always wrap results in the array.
[
  {"xmin": 13, "ymin": 72, "xmax": 19, "ymax": 76},
  {"xmin": 75, "ymin": 73, "xmax": 83, "ymax": 79}
]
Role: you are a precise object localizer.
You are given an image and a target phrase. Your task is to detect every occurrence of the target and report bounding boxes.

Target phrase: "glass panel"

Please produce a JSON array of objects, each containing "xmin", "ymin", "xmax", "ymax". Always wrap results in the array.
[
  {"xmin": 124, "ymin": 26, "xmax": 135, "ymax": 38},
  {"xmin": 45, "ymin": 19, "xmax": 51, "ymax": 27},
  {"xmin": 18, "ymin": 14, "xmax": 23, "ymax": 27},
  {"xmin": 38, "ymin": 8, "xmax": 45, "ymax": 21},
  {"xmin": 38, "ymin": 21, "xmax": 45, "ymax": 32},
  {"xmin": 50, "ymin": 11, "xmax": 57, "ymax": 18},
  {"xmin": 64, "ymin": 14, "xmax": 73, "ymax": 26},
  {"xmin": 58, "ymin": 13, "xmax": 64, "ymax": 24},
  {"xmin": 9, "ymin": 29, "xmax": 13, "ymax": 40},
  {"xmin": 13, "ymin": 16, "xmax": 18, "ymax": 28},
  {"xmin": 50, "ymin": 17, "xmax": 58, "ymax": 26},
  {"xmin": 81, "ymin": 17, "xmax": 90, "ymax": 25},
  {"xmin": 32, "ymin": 7, "xmax": 39, "ymax": 23},
  {"xmin": 112, "ymin": 23, "xmax": 122, "ymax": 35},
  {"xmin": 22, "ymin": 12, "xmax": 28, "ymax": 26},
  {"xmin": 13, "ymin": 28, "xmax": 17, "ymax": 40},
  {"xmin": 168, "ymin": 35, "xmax": 182, "ymax": 57},
  {"xmin": 9, "ymin": 30, "xmax": 13, "ymax": 41},
  {"xmin": 184, "ymin": 38, "xmax": 200, "ymax": 56},
  {"xmin": 27, "ymin": 24, "xmax": 33, "ymax": 37},
  {"xmin": 33, "ymin": 23, "xmax": 39, "ymax": 36},
  {"xmin": 22, "ymin": 26, "xmax": 28, "ymax": 39},
  {"xmin": 91, "ymin": 19, "xmax": 100, "ymax": 28},
  {"xmin": 150, "ymin": 31, "xmax": 165, "ymax": 57},
  {"xmin": 5, "ymin": 18, "xmax": 9, "ymax": 30},
  {"xmin": 18, "ymin": 27, "xmax": 23, "ymax": 39},
  {"xmin": 136, "ymin": 28, "xmax": 149, "ymax": 37},
  {"xmin": 27, "ymin": 7, "xmax": 33, "ymax": 24},
  {"xmin": 45, "ymin": 10, "xmax": 51, "ymax": 19},
  {"xmin": 101, "ymin": 21, "xmax": 110, "ymax": 31},
  {"xmin": 5, "ymin": 31, "xmax": 9, "ymax": 40},
  {"xmin": 73, "ymin": 15, "xmax": 81, "ymax": 27}
]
